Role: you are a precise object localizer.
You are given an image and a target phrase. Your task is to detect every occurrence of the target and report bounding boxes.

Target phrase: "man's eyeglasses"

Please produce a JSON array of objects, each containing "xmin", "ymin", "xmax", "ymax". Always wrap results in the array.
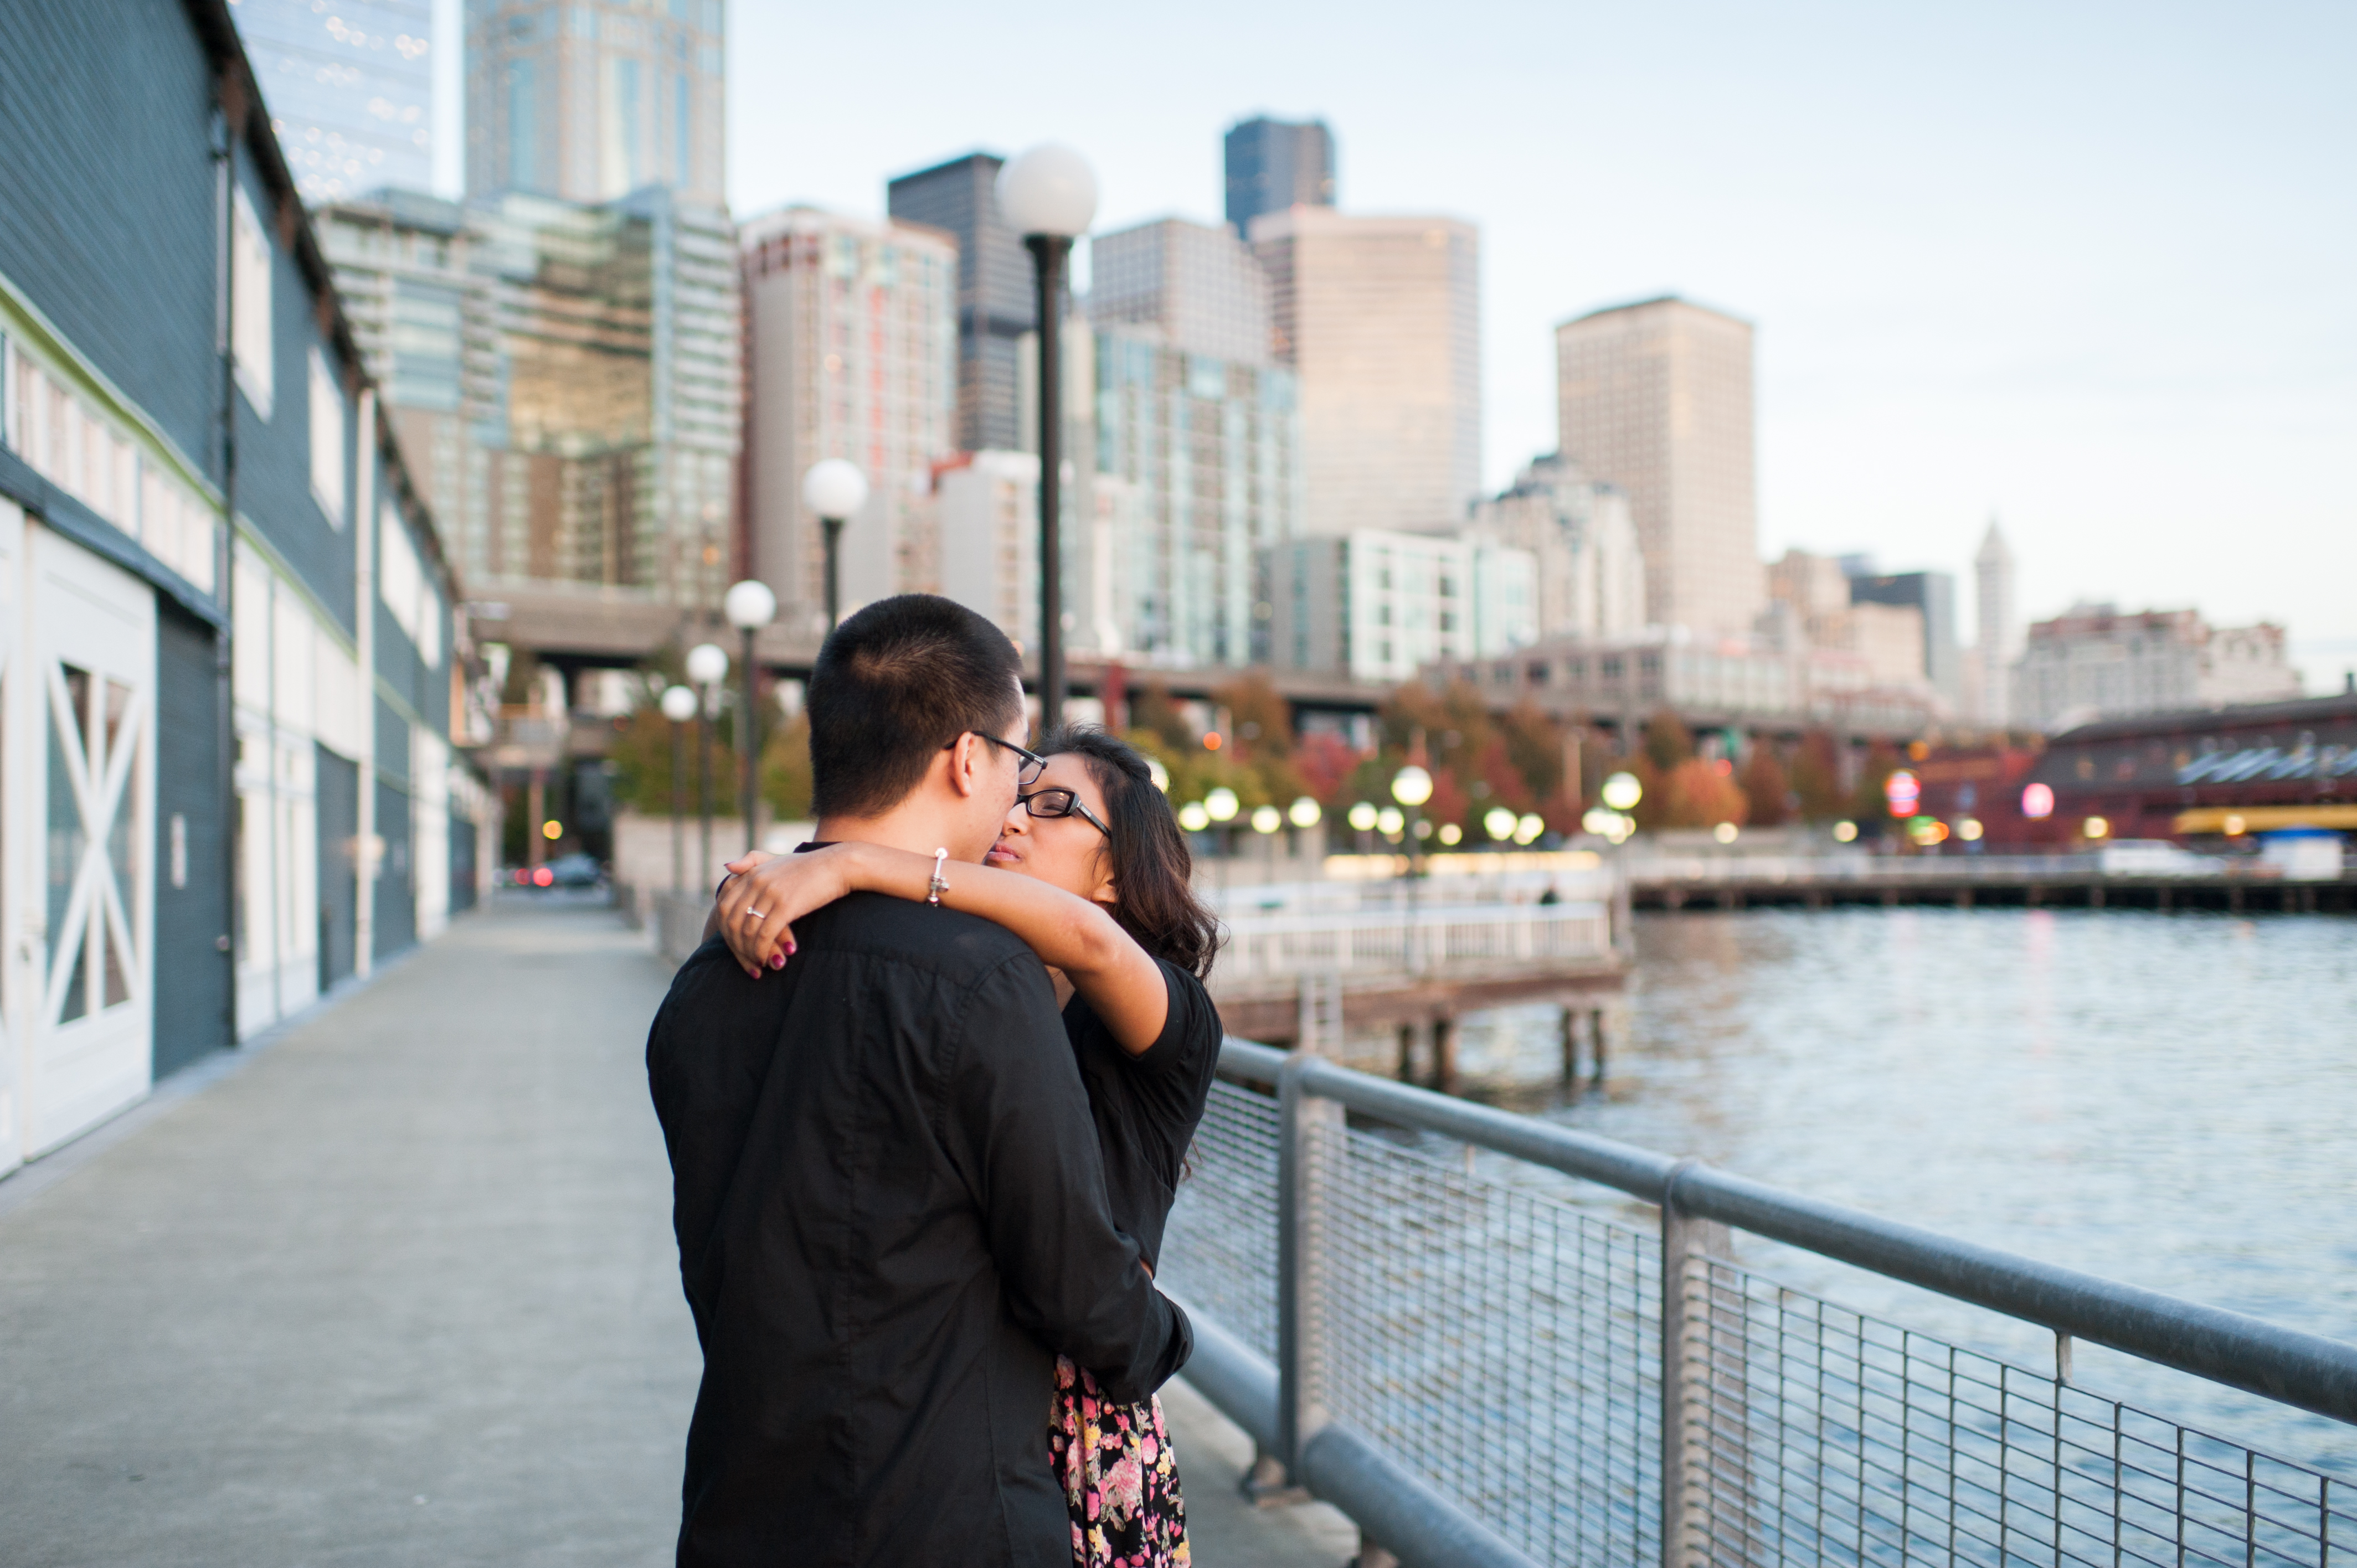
[
  {"xmin": 950, "ymin": 730, "xmax": 1047, "ymax": 788},
  {"xmin": 1019, "ymin": 787, "xmax": 1111, "ymax": 839}
]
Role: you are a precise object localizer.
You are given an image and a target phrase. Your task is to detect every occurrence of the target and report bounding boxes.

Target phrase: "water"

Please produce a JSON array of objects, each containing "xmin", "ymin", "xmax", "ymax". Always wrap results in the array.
[{"xmin": 1403, "ymin": 907, "xmax": 2357, "ymax": 1476}]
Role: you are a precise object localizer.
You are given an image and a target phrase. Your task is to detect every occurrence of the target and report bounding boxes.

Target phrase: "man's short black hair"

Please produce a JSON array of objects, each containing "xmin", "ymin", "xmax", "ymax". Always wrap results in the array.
[{"xmin": 806, "ymin": 595, "xmax": 1026, "ymax": 819}]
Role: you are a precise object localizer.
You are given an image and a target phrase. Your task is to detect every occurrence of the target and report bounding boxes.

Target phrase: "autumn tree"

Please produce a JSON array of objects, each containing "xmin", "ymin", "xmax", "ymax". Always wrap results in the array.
[
  {"xmin": 1740, "ymin": 744, "xmax": 1792, "ymax": 826},
  {"xmin": 1789, "ymin": 730, "xmax": 1845, "ymax": 820},
  {"xmin": 1645, "ymin": 757, "xmax": 1749, "ymax": 830},
  {"xmin": 1851, "ymin": 738, "xmax": 1904, "ymax": 829},
  {"xmin": 1642, "ymin": 710, "xmax": 1695, "ymax": 773},
  {"xmin": 1128, "ymin": 681, "xmax": 1193, "ymax": 754}
]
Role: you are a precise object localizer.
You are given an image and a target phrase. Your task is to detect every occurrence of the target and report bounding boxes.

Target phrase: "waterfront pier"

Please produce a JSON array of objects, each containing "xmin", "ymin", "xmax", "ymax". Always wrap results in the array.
[{"xmin": 0, "ymin": 899, "xmax": 1360, "ymax": 1567}]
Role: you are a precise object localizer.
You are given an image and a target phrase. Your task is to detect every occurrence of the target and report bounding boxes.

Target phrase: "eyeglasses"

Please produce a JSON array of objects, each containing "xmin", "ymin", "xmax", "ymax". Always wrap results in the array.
[
  {"xmin": 951, "ymin": 730, "xmax": 1047, "ymax": 788},
  {"xmin": 1019, "ymin": 787, "xmax": 1111, "ymax": 839}
]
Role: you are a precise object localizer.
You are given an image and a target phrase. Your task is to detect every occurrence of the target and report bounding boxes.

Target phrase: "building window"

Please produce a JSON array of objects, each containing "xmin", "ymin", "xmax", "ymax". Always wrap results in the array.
[
  {"xmin": 231, "ymin": 185, "xmax": 274, "ymax": 420},
  {"xmin": 307, "ymin": 348, "xmax": 344, "ymax": 528}
]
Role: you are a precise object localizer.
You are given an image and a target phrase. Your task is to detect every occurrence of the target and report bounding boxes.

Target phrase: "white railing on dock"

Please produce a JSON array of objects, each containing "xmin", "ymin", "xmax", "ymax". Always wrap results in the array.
[
  {"xmin": 1219, "ymin": 904, "xmax": 1613, "ymax": 982},
  {"xmin": 1627, "ymin": 852, "xmax": 2236, "ymax": 884}
]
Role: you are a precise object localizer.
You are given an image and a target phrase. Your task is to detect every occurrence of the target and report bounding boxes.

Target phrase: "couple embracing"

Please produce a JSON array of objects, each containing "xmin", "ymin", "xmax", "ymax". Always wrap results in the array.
[{"xmin": 646, "ymin": 594, "xmax": 1223, "ymax": 1566}]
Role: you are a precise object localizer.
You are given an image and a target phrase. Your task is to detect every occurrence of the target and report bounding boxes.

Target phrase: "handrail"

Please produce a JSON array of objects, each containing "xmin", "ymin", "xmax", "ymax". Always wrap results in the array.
[{"xmin": 1208, "ymin": 1036, "xmax": 2357, "ymax": 1429}]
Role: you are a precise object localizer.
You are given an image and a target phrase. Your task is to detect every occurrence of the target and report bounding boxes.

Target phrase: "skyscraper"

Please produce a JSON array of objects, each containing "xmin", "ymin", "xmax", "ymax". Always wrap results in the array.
[
  {"xmin": 1849, "ymin": 569, "xmax": 1961, "ymax": 704},
  {"xmin": 887, "ymin": 152, "xmax": 1035, "ymax": 453},
  {"xmin": 1250, "ymin": 208, "xmax": 1481, "ymax": 537},
  {"xmin": 232, "ymin": 0, "xmax": 435, "ymax": 202},
  {"xmin": 1556, "ymin": 296, "xmax": 1761, "ymax": 638},
  {"xmin": 1084, "ymin": 216, "xmax": 1299, "ymax": 669},
  {"xmin": 1089, "ymin": 218, "xmax": 1272, "ymax": 364},
  {"xmin": 319, "ymin": 184, "xmax": 742, "ymax": 610},
  {"xmin": 464, "ymin": 0, "xmax": 726, "ymax": 205},
  {"xmin": 1974, "ymin": 519, "xmax": 2017, "ymax": 724},
  {"xmin": 739, "ymin": 208, "xmax": 959, "ymax": 633},
  {"xmin": 1223, "ymin": 116, "xmax": 1335, "ymax": 238}
]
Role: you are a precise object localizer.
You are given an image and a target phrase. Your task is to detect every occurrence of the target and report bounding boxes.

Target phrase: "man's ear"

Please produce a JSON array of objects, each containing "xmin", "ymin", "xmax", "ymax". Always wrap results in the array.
[{"xmin": 944, "ymin": 731, "xmax": 982, "ymax": 799}]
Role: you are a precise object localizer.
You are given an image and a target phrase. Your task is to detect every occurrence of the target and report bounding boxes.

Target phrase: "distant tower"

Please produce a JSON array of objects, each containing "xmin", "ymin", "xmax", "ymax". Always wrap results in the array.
[
  {"xmin": 1975, "ymin": 518, "xmax": 2018, "ymax": 724},
  {"xmin": 1556, "ymin": 296, "xmax": 1760, "ymax": 637},
  {"xmin": 1224, "ymin": 116, "xmax": 1335, "ymax": 238},
  {"xmin": 887, "ymin": 152, "xmax": 1033, "ymax": 454},
  {"xmin": 465, "ymin": 0, "xmax": 727, "ymax": 204},
  {"xmin": 232, "ymin": 0, "xmax": 435, "ymax": 202}
]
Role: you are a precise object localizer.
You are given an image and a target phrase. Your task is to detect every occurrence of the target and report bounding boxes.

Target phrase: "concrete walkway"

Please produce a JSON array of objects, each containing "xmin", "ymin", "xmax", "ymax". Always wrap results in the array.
[{"xmin": 0, "ymin": 899, "xmax": 1356, "ymax": 1566}]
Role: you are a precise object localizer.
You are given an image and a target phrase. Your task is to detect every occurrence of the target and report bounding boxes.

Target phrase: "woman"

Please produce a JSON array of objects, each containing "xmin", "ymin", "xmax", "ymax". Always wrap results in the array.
[{"xmin": 709, "ymin": 726, "xmax": 1222, "ymax": 1568}]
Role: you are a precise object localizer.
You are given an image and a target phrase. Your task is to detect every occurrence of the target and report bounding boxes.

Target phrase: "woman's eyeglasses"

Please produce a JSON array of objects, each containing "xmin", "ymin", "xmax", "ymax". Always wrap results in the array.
[
  {"xmin": 1018, "ymin": 787, "xmax": 1111, "ymax": 839},
  {"xmin": 951, "ymin": 731, "xmax": 1047, "ymax": 788}
]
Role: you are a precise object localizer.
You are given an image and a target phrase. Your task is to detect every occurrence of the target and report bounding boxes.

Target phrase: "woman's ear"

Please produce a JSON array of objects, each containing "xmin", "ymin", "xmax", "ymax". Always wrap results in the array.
[{"xmin": 1089, "ymin": 871, "xmax": 1119, "ymax": 908}]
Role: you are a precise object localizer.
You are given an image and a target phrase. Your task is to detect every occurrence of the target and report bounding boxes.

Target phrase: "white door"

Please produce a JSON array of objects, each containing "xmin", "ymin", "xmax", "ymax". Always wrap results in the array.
[{"xmin": 18, "ymin": 523, "xmax": 155, "ymax": 1157}]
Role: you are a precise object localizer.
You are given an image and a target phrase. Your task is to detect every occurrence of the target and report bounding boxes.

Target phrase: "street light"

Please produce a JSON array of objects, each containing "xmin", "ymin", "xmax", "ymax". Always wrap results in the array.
[
  {"xmin": 996, "ymin": 142, "xmax": 1098, "ymax": 735},
  {"xmin": 801, "ymin": 459, "xmax": 868, "ymax": 630},
  {"xmin": 1391, "ymin": 764, "xmax": 1434, "ymax": 968},
  {"xmin": 1288, "ymin": 797, "xmax": 1321, "ymax": 828},
  {"xmin": 1600, "ymin": 771, "xmax": 1643, "ymax": 813},
  {"xmin": 1483, "ymin": 805, "xmax": 1517, "ymax": 843},
  {"xmin": 724, "ymin": 580, "xmax": 777, "ymax": 857},
  {"xmin": 685, "ymin": 640, "xmax": 729, "ymax": 885},
  {"xmin": 660, "ymin": 683, "xmax": 698, "ymax": 893}
]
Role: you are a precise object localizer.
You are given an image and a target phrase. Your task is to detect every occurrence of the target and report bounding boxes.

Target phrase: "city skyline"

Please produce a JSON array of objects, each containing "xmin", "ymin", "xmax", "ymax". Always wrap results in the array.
[{"xmin": 721, "ymin": 0, "xmax": 2355, "ymax": 689}]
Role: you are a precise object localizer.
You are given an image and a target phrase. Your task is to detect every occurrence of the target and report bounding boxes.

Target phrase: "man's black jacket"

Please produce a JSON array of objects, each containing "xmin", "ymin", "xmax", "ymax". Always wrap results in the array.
[{"xmin": 646, "ymin": 892, "xmax": 1191, "ymax": 1567}]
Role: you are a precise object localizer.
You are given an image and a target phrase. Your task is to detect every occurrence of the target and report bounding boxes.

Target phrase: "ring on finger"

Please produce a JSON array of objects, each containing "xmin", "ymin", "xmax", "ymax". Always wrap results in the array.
[{"xmin": 746, "ymin": 907, "xmax": 767, "ymax": 919}]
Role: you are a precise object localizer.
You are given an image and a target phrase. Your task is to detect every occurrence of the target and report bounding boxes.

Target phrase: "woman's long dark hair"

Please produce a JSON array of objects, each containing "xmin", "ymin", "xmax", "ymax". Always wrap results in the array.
[{"xmin": 1038, "ymin": 726, "xmax": 1221, "ymax": 979}]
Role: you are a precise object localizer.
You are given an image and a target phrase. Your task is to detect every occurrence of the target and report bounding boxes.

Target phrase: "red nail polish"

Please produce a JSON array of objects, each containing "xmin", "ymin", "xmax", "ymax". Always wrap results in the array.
[{"xmin": 769, "ymin": 952, "xmax": 785, "ymax": 970}]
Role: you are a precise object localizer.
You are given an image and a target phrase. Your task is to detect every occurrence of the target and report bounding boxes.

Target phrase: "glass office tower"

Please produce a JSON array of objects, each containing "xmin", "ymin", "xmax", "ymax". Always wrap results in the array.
[
  {"xmin": 319, "ymin": 185, "xmax": 741, "ymax": 610},
  {"xmin": 231, "ymin": 0, "xmax": 436, "ymax": 202},
  {"xmin": 1223, "ymin": 116, "xmax": 1336, "ymax": 239}
]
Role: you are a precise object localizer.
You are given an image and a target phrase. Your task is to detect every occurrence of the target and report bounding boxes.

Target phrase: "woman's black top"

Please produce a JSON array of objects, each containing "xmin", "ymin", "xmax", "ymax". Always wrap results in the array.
[{"xmin": 1062, "ymin": 957, "xmax": 1223, "ymax": 1271}]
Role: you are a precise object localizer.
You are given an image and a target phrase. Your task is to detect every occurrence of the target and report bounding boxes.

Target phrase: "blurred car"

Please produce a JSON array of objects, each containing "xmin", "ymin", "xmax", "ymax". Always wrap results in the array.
[{"xmin": 544, "ymin": 852, "xmax": 604, "ymax": 888}]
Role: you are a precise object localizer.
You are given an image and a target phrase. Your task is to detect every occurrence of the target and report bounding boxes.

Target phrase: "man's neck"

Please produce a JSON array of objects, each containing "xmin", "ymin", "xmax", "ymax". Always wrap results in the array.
[{"xmin": 812, "ymin": 809, "xmax": 984, "ymax": 863}]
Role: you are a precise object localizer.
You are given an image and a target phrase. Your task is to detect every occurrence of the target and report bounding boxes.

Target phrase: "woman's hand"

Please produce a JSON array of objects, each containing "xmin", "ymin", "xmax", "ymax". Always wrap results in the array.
[{"xmin": 713, "ymin": 844, "xmax": 858, "ymax": 977}]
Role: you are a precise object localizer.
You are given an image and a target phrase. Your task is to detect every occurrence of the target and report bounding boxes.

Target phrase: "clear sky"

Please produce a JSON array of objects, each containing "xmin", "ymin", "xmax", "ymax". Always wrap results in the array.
[{"xmin": 711, "ymin": 0, "xmax": 2353, "ymax": 683}]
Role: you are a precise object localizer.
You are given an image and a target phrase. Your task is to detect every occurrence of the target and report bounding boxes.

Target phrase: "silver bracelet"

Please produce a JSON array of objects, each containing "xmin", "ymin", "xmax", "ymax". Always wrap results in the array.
[{"xmin": 927, "ymin": 848, "xmax": 949, "ymax": 906}]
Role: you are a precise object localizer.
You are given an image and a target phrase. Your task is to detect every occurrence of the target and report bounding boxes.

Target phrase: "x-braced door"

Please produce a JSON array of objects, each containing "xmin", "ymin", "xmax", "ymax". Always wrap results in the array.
[{"xmin": 19, "ymin": 526, "xmax": 155, "ymax": 1157}]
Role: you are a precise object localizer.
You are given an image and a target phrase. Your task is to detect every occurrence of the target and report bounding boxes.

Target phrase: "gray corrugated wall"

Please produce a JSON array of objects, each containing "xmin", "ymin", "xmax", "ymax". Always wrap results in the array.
[
  {"xmin": 228, "ymin": 154, "xmax": 357, "ymax": 634},
  {"xmin": 152, "ymin": 605, "xmax": 229, "ymax": 1080},
  {"xmin": 315, "ymin": 746, "xmax": 358, "ymax": 990},
  {"xmin": 0, "ymin": 0, "xmax": 220, "ymax": 477},
  {"xmin": 372, "ymin": 780, "xmax": 416, "ymax": 960}
]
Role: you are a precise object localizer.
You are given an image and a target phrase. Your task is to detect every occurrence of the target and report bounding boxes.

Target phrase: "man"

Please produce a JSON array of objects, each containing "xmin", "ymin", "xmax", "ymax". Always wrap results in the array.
[{"xmin": 646, "ymin": 595, "xmax": 1190, "ymax": 1566}]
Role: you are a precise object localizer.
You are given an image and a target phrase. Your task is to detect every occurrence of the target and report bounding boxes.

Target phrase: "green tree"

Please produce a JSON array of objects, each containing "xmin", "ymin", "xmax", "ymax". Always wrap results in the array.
[{"xmin": 761, "ymin": 713, "xmax": 813, "ymax": 821}]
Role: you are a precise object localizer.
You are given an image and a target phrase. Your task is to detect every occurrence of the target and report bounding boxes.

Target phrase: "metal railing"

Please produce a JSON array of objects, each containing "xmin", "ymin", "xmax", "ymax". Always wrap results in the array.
[
  {"xmin": 1215, "ymin": 904, "xmax": 1614, "ymax": 982},
  {"xmin": 1160, "ymin": 1039, "xmax": 2357, "ymax": 1568}
]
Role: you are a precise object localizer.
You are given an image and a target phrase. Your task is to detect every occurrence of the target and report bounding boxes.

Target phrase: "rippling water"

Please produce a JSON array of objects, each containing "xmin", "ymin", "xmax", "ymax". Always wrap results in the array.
[{"xmin": 1399, "ymin": 907, "xmax": 2357, "ymax": 1475}]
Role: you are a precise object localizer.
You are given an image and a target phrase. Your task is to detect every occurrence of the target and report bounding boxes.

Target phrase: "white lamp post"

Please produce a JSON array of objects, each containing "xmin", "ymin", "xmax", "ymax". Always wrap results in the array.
[
  {"xmin": 685, "ymin": 640, "xmax": 729, "ymax": 881},
  {"xmin": 724, "ymin": 581, "xmax": 778, "ymax": 854},
  {"xmin": 660, "ymin": 683, "xmax": 699, "ymax": 892},
  {"xmin": 801, "ymin": 459, "xmax": 868, "ymax": 630},
  {"xmin": 1391, "ymin": 764, "xmax": 1435, "ymax": 965},
  {"xmin": 996, "ymin": 143, "xmax": 1098, "ymax": 734}
]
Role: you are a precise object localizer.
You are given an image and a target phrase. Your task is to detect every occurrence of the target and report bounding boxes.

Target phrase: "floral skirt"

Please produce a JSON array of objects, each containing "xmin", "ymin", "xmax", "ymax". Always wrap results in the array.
[{"xmin": 1050, "ymin": 1354, "xmax": 1190, "ymax": 1567}]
